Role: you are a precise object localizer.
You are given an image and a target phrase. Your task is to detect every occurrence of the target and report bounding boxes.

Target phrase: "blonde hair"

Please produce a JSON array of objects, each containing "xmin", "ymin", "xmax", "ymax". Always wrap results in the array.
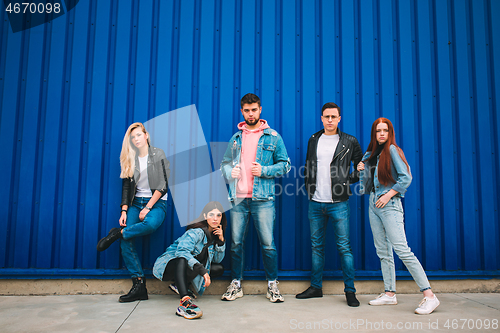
[{"xmin": 120, "ymin": 122, "xmax": 150, "ymax": 178}]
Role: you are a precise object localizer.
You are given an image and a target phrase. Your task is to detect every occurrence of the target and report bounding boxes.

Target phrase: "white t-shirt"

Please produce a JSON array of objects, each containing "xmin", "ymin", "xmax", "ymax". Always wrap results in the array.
[
  {"xmin": 312, "ymin": 134, "xmax": 339, "ymax": 203},
  {"xmin": 135, "ymin": 155, "xmax": 168, "ymax": 200}
]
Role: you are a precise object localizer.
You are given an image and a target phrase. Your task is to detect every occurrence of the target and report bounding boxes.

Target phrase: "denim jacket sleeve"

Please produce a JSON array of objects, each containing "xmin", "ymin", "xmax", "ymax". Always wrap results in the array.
[
  {"xmin": 212, "ymin": 242, "xmax": 226, "ymax": 264},
  {"xmin": 174, "ymin": 229, "xmax": 205, "ymax": 269},
  {"xmin": 390, "ymin": 145, "xmax": 412, "ymax": 195},
  {"xmin": 220, "ymin": 134, "xmax": 239, "ymax": 182},
  {"xmin": 261, "ymin": 134, "xmax": 291, "ymax": 178},
  {"xmin": 358, "ymin": 151, "xmax": 371, "ymax": 194}
]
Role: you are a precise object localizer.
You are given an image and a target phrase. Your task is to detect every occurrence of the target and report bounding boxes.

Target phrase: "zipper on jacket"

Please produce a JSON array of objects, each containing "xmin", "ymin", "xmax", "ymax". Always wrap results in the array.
[
  {"xmin": 340, "ymin": 148, "xmax": 350, "ymax": 161},
  {"xmin": 333, "ymin": 145, "xmax": 347, "ymax": 160}
]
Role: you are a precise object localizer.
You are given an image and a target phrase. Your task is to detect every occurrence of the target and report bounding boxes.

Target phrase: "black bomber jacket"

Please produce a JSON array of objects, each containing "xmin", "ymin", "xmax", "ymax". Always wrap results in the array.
[
  {"xmin": 121, "ymin": 146, "xmax": 170, "ymax": 207},
  {"xmin": 304, "ymin": 129, "xmax": 363, "ymax": 202}
]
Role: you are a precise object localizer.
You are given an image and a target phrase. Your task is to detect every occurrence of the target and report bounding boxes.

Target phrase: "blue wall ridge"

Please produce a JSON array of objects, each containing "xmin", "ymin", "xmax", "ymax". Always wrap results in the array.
[{"xmin": 0, "ymin": 0, "xmax": 499, "ymax": 279}]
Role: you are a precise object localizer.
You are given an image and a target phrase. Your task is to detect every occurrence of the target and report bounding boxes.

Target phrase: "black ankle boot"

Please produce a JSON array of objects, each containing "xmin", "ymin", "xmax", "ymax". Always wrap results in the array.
[
  {"xmin": 97, "ymin": 228, "xmax": 122, "ymax": 252},
  {"xmin": 119, "ymin": 277, "xmax": 148, "ymax": 302}
]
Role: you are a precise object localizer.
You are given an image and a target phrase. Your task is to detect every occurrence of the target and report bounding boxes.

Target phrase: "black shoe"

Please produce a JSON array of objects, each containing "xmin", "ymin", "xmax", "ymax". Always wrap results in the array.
[
  {"xmin": 119, "ymin": 278, "xmax": 148, "ymax": 302},
  {"xmin": 296, "ymin": 286, "xmax": 323, "ymax": 299},
  {"xmin": 346, "ymin": 292, "xmax": 360, "ymax": 307},
  {"xmin": 97, "ymin": 228, "xmax": 122, "ymax": 252}
]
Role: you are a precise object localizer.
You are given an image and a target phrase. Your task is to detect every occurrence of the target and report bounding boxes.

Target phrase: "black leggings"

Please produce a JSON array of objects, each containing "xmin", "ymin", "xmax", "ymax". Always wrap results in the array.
[{"xmin": 163, "ymin": 258, "xmax": 224, "ymax": 298}]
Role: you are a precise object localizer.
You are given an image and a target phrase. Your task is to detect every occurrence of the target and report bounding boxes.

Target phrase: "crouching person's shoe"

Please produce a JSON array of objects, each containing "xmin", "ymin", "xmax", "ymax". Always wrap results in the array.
[
  {"xmin": 97, "ymin": 228, "xmax": 122, "ymax": 251},
  {"xmin": 119, "ymin": 277, "xmax": 148, "ymax": 302},
  {"xmin": 176, "ymin": 296, "xmax": 203, "ymax": 319},
  {"xmin": 169, "ymin": 283, "xmax": 197, "ymax": 299}
]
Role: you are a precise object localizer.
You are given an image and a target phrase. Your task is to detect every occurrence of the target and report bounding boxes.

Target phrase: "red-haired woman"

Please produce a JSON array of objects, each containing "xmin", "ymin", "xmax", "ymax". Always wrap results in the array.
[{"xmin": 357, "ymin": 118, "xmax": 440, "ymax": 315}]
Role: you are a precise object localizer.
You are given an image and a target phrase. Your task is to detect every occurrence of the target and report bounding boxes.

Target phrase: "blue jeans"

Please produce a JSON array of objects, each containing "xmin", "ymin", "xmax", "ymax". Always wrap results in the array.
[
  {"xmin": 230, "ymin": 199, "xmax": 277, "ymax": 281},
  {"xmin": 368, "ymin": 192, "xmax": 431, "ymax": 292},
  {"xmin": 308, "ymin": 200, "xmax": 356, "ymax": 292},
  {"xmin": 121, "ymin": 197, "xmax": 167, "ymax": 278}
]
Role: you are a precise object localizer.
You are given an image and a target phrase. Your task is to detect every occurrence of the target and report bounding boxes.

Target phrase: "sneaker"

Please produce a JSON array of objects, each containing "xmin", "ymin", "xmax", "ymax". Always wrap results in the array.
[
  {"xmin": 415, "ymin": 295, "xmax": 440, "ymax": 315},
  {"xmin": 169, "ymin": 283, "xmax": 197, "ymax": 299},
  {"xmin": 369, "ymin": 293, "xmax": 398, "ymax": 305},
  {"xmin": 267, "ymin": 281, "xmax": 284, "ymax": 303},
  {"xmin": 221, "ymin": 279, "xmax": 243, "ymax": 301},
  {"xmin": 176, "ymin": 296, "xmax": 202, "ymax": 319},
  {"xmin": 168, "ymin": 283, "xmax": 179, "ymax": 295}
]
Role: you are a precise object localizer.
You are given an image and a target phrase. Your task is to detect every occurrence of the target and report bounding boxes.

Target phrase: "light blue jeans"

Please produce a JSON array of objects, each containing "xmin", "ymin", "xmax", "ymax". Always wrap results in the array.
[
  {"xmin": 230, "ymin": 199, "xmax": 277, "ymax": 281},
  {"xmin": 121, "ymin": 197, "xmax": 167, "ymax": 278},
  {"xmin": 368, "ymin": 193, "xmax": 431, "ymax": 292},
  {"xmin": 308, "ymin": 200, "xmax": 356, "ymax": 292}
]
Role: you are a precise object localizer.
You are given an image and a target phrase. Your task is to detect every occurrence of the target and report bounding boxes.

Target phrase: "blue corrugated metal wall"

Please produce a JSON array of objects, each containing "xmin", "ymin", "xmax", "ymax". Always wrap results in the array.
[{"xmin": 0, "ymin": 0, "xmax": 499, "ymax": 279}]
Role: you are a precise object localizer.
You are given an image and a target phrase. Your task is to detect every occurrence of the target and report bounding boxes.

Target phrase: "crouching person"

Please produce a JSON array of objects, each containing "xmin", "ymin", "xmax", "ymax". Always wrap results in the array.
[{"xmin": 153, "ymin": 201, "xmax": 226, "ymax": 319}]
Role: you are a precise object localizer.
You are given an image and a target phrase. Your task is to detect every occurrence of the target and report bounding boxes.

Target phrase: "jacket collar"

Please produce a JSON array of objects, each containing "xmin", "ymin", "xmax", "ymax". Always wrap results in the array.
[
  {"xmin": 312, "ymin": 128, "xmax": 344, "ymax": 140},
  {"xmin": 135, "ymin": 146, "xmax": 155, "ymax": 167},
  {"xmin": 311, "ymin": 128, "xmax": 346, "ymax": 160},
  {"xmin": 235, "ymin": 127, "xmax": 273, "ymax": 138}
]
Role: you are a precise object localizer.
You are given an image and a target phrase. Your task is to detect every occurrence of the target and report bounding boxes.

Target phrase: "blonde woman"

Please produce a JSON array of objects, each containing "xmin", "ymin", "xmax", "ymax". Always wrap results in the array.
[{"xmin": 97, "ymin": 122, "xmax": 170, "ymax": 302}]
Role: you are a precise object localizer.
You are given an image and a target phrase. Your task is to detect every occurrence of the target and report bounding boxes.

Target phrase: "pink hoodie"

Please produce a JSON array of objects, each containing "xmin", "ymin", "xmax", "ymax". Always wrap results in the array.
[{"xmin": 236, "ymin": 119, "xmax": 270, "ymax": 198}]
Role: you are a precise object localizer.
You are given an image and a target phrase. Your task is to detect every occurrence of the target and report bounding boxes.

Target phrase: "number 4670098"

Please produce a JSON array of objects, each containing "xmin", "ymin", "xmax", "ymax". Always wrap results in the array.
[{"xmin": 5, "ymin": 2, "xmax": 61, "ymax": 14}]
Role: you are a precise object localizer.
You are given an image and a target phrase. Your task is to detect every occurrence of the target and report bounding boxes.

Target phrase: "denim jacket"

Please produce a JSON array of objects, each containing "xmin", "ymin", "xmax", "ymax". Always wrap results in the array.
[
  {"xmin": 359, "ymin": 144, "xmax": 412, "ymax": 198},
  {"xmin": 152, "ymin": 228, "xmax": 225, "ymax": 295},
  {"xmin": 220, "ymin": 128, "xmax": 291, "ymax": 201}
]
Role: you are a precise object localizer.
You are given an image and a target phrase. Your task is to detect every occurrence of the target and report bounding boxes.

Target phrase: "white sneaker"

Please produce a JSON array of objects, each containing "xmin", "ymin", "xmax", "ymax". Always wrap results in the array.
[
  {"xmin": 267, "ymin": 281, "xmax": 284, "ymax": 303},
  {"xmin": 221, "ymin": 279, "xmax": 243, "ymax": 301},
  {"xmin": 415, "ymin": 295, "xmax": 440, "ymax": 315},
  {"xmin": 369, "ymin": 293, "xmax": 398, "ymax": 305}
]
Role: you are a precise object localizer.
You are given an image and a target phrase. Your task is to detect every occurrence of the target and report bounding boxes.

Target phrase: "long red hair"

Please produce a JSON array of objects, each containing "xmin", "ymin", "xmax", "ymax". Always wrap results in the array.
[{"xmin": 365, "ymin": 118, "xmax": 409, "ymax": 186}]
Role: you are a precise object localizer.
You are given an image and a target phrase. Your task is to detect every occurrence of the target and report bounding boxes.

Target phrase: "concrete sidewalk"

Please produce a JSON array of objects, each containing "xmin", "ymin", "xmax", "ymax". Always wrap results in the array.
[{"xmin": 1, "ymin": 293, "xmax": 499, "ymax": 333}]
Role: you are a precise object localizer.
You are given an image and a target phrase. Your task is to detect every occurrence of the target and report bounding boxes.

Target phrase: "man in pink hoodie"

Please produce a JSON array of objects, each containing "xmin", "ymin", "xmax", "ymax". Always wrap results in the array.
[{"xmin": 220, "ymin": 93, "xmax": 291, "ymax": 303}]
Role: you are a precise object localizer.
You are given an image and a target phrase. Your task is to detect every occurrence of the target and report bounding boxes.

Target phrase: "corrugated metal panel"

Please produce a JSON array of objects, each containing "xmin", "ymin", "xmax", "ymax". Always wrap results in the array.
[{"xmin": 0, "ymin": 0, "xmax": 499, "ymax": 279}]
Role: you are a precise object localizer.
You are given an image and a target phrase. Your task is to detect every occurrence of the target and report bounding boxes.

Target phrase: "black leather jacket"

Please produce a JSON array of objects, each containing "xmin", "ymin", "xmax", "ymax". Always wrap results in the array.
[
  {"xmin": 121, "ymin": 146, "xmax": 170, "ymax": 207},
  {"xmin": 304, "ymin": 129, "xmax": 363, "ymax": 202}
]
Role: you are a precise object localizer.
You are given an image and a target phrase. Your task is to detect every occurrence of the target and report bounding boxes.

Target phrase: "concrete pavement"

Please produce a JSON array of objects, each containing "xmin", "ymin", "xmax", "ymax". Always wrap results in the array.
[{"xmin": 1, "ymin": 293, "xmax": 499, "ymax": 332}]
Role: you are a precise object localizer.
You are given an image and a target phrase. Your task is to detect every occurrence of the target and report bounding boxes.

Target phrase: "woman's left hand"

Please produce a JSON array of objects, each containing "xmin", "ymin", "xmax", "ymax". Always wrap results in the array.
[
  {"xmin": 139, "ymin": 208, "xmax": 149, "ymax": 221},
  {"xmin": 213, "ymin": 225, "xmax": 224, "ymax": 242},
  {"xmin": 203, "ymin": 273, "xmax": 211, "ymax": 287},
  {"xmin": 375, "ymin": 193, "xmax": 391, "ymax": 208}
]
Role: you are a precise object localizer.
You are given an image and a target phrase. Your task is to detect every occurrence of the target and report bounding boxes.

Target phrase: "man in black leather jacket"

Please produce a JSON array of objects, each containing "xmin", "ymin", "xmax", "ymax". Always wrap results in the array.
[{"xmin": 296, "ymin": 102, "xmax": 363, "ymax": 307}]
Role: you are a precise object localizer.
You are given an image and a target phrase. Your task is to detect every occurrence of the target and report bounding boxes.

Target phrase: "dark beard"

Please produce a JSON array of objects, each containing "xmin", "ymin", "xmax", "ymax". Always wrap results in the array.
[{"xmin": 245, "ymin": 118, "xmax": 260, "ymax": 126}]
